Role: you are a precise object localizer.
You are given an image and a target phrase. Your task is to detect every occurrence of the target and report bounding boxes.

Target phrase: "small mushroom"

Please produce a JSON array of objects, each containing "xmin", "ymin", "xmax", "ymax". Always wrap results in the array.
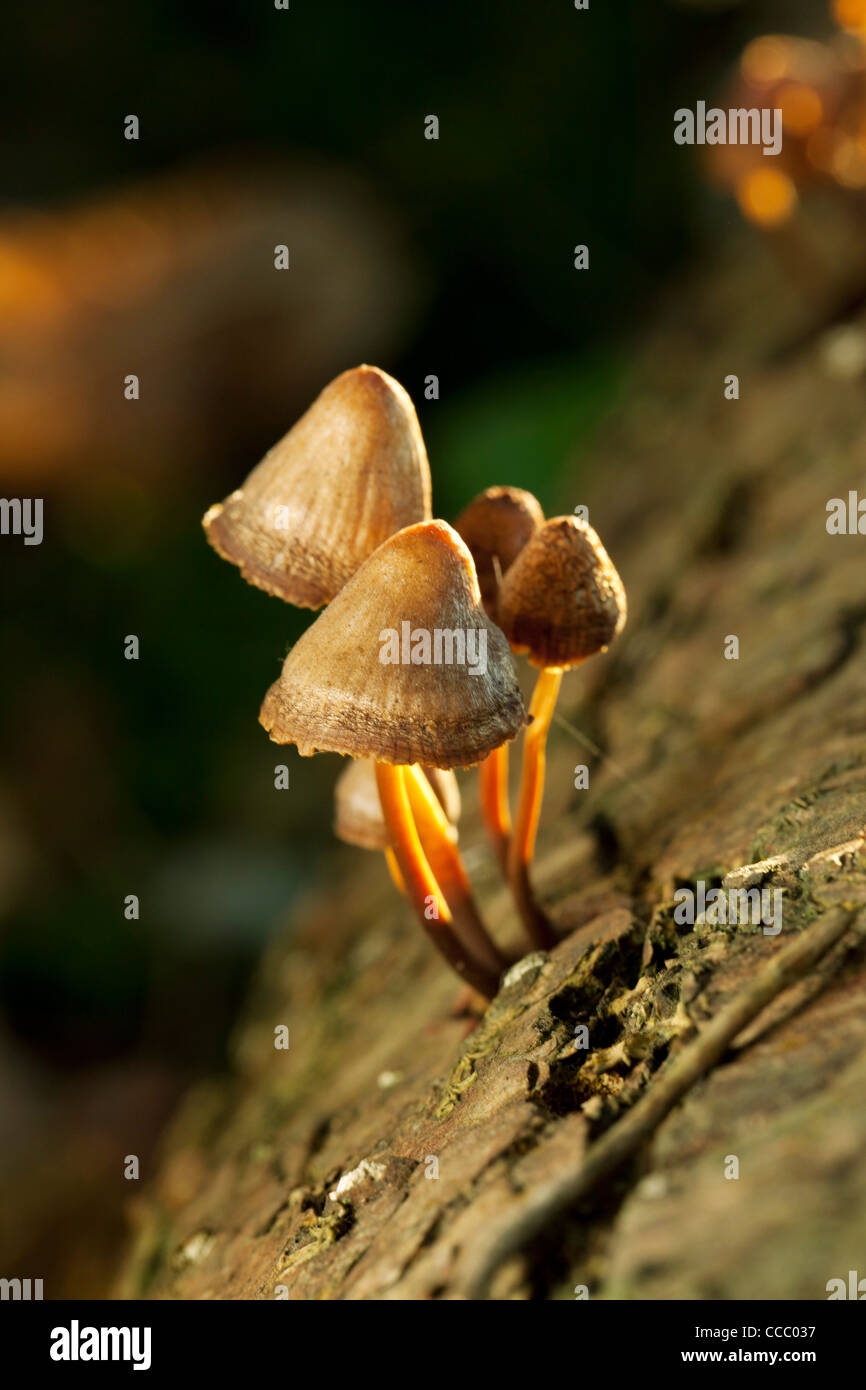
[
  {"xmin": 260, "ymin": 519, "xmax": 526, "ymax": 997},
  {"xmin": 454, "ymin": 486, "xmax": 544, "ymax": 871},
  {"xmin": 497, "ymin": 516, "xmax": 626, "ymax": 948},
  {"xmin": 203, "ymin": 364, "xmax": 432, "ymax": 607},
  {"xmin": 334, "ymin": 757, "xmax": 461, "ymax": 895},
  {"xmin": 454, "ymin": 485, "xmax": 545, "ymax": 618}
]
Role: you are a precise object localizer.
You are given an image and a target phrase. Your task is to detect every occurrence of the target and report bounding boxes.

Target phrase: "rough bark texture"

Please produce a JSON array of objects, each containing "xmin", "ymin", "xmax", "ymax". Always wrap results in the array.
[{"xmin": 117, "ymin": 238, "xmax": 866, "ymax": 1301}]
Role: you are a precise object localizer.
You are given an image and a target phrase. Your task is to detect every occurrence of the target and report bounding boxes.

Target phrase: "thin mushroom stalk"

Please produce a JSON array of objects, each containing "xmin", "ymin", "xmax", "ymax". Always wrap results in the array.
[
  {"xmin": 507, "ymin": 667, "xmax": 563, "ymax": 949},
  {"xmin": 403, "ymin": 763, "xmax": 510, "ymax": 979},
  {"xmin": 478, "ymin": 744, "xmax": 512, "ymax": 873},
  {"xmin": 376, "ymin": 763, "xmax": 500, "ymax": 997},
  {"xmin": 384, "ymin": 847, "xmax": 405, "ymax": 894}
]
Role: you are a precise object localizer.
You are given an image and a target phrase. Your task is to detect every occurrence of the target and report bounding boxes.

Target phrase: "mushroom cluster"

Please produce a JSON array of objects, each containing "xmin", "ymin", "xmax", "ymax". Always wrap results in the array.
[{"xmin": 204, "ymin": 366, "xmax": 626, "ymax": 1004}]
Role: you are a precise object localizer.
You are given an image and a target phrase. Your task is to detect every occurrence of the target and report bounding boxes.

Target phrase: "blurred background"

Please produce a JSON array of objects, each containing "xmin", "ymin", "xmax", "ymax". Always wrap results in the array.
[{"xmin": 1, "ymin": 0, "xmax": 864, "ymax": 1295}]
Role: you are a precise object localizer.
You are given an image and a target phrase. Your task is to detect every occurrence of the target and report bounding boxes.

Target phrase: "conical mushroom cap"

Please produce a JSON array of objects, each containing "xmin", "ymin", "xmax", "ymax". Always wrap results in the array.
[
  {"xmin": 203, "ymin": 365, "xmax": 432, "ymax": 608},
  {"xmin": 260, "ymin": 520, "xmax": 526, "ymax": 767},
  {"xmin": 334, "ymin": 758, "xmax": 461, "ymax": 851},
  {"xmin": 497, "ymin": 515, "xmax": 627, "ymax": 669},
  {"xmin": 454, "ymin": 485, "xmax": 544, "ymax": 617}
]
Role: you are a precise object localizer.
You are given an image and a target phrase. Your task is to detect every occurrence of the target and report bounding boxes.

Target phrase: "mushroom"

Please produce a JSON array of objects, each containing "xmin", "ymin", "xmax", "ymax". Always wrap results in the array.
[
  {"xmin": 497, "ymin": 516, "xmax": 626, "ymax": 949},
  {"xmin": 334, "ymin": 757, "xmax": 461, "ymax": 895},
  {"xmin": 202, "ymin": 364, "xmax": 432, "ymax": 607},
  {"xmin": 454, "ymin": 486, "xmax": 545, "ymax": 618},
  {"xmin": 260, "ymin": 519, "xmax": 526, "ymax": 997},
  {"xmin": 454, "ymin": 486, "xmax": 545, "ymax": 872}
]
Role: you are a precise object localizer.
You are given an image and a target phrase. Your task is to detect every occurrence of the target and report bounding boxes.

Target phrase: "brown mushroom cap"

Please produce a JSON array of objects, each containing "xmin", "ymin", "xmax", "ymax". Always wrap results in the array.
[
  {"xmin": 334, "ymin": 758, "xmax": 461, "ymax": 851},
  {"xmin": 260, "ymin": 519, "xmax": 526, "ymax": 767},
  {"xmin": 497, "ymin": 515, "xmax": 626, "ymax": 669},
  {"xmin": 454, "ymin": 485, "xmax": 544, "ymax": 617},
  {"xmin": 203, "ymin": 365, "xmax": 432, "ymax": 608}
]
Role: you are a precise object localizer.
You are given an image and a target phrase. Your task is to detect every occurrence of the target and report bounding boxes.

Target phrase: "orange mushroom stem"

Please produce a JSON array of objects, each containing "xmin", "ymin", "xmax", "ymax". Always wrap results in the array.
[
  {"xmin": 478, "ymin": 744, "xmax": 512, "ymax": 872},
  {"xmin": 507, "ymin": 668, "xmax": 564, "ymax": 949},
  {"xmin": 375, "ymin": 763, "xmax": 500, "ymax": 997},
  {"xmin": 384, "ymin": 847, "xmax": 406, "ymax": 895},
  {"xmin": 404, "ymin": 763, "xmax": 510, "ymax": 978}
]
